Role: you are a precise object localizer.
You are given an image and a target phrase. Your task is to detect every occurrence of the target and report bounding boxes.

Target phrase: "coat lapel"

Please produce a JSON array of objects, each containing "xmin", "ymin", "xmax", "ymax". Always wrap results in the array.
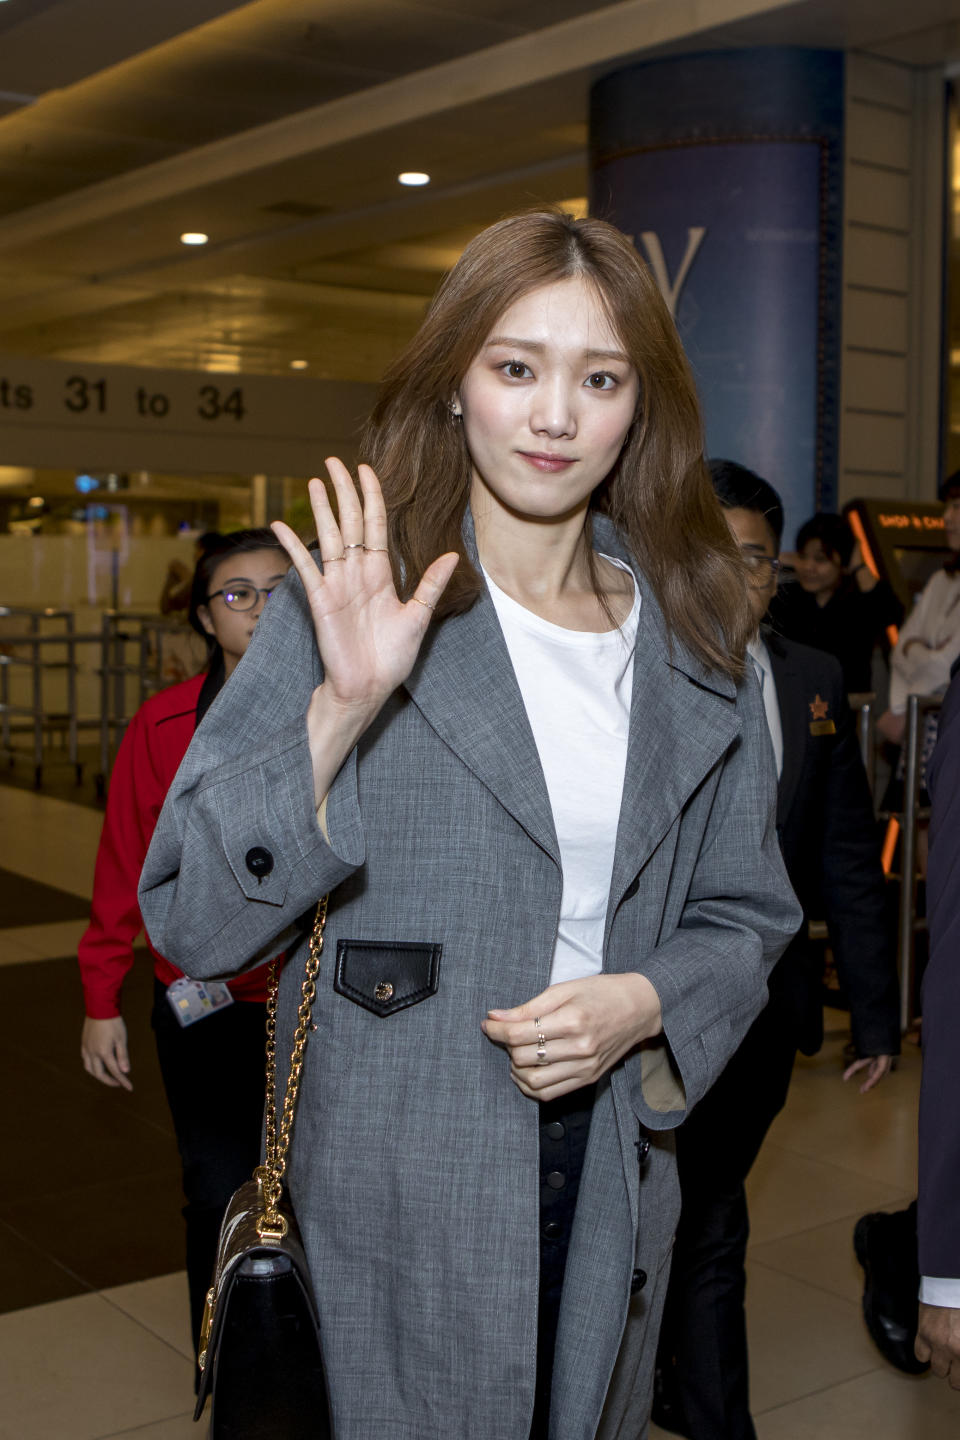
[
  {"xmin": 604, "ymin": 556, "xmax": 743, "ymax": 919},
  {"xmin": 403, "ymin": 582, "xmax": 561, "ymax": 866},
  {"xmin": 764, "ymin": 630, "xmax": 805, "ymax": 828},
  {"xmin": 403, "ymin": 511, "xmax": 743, "ymax": 899}
]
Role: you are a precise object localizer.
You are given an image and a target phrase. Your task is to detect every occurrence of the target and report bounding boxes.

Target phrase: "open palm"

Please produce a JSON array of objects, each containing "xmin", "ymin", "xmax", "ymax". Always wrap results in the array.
[{"xmin": 271, "ymin": 458, "xmax": 458, "ymax": 716}]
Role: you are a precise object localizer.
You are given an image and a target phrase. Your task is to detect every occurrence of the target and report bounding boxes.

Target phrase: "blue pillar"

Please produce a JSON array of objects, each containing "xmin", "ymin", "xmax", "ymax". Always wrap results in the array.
[{"xmin": 590, "ymin": 48, "xmax": 844, "ymax": 543}]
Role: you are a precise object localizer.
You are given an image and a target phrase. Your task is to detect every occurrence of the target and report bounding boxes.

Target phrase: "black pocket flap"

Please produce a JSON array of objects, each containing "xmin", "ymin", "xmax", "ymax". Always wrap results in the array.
[{"xmin": 334, "ymin": 940, "xmax": 441, "ymax": 1018}]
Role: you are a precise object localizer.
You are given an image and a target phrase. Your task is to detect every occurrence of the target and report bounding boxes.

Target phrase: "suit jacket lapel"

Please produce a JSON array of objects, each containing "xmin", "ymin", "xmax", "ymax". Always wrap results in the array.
[{"xmin": 765, "ymin": 630, "xmax": 805, "ymax": 828}]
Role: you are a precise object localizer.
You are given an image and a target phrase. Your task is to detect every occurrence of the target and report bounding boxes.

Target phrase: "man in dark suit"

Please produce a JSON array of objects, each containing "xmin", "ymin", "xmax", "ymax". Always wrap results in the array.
[
  {"xmin": 916, "ymin": 659, "xmax": 960, "ymax": 1385},
  {"xmin": 654, "ymin": 460, "xmax": 901, "ymax": 1439}
]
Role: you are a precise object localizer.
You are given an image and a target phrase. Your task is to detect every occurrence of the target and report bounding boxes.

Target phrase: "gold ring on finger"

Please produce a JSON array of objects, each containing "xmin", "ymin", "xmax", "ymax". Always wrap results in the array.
[
  {"xmin": 364, "ymin": 545, "xmax": 389, "ymax": 553},
  {"xmin": 343, "ymin": 543, "xmax": 364, "ymax": 552},
  {"xmin": 323, "ymin": 553, "xmax": 346, "ymax": 563},
  {"xmin": 412, "ymin": 596, "xmax": 435, "ymax": 610}
]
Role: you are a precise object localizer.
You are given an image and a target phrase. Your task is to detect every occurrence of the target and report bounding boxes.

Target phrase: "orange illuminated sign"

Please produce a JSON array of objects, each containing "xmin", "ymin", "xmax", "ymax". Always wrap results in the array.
[{"xmin": 877, "ymin": 511, "xmax": 945, "ymax": 531}]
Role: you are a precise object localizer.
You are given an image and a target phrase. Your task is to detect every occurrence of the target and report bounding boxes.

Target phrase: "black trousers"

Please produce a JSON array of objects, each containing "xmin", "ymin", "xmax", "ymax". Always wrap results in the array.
[
  {"xmin": 530, "ymin": 1086, "xmax": 595, "ymax": 1440},
  {"xmin": 655, "ymin": 1001, "xmax": 798, "ymax": 1440},
  {"xmin": 151, "ymin": 979, "xmax": 267, "ymax": 1364}
]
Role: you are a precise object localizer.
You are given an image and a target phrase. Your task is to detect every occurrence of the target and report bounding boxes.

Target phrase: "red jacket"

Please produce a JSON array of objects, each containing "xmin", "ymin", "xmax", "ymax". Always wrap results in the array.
[{"xmin": 78, "ymin": 673, "xmax": 270, "ymax": 1018}]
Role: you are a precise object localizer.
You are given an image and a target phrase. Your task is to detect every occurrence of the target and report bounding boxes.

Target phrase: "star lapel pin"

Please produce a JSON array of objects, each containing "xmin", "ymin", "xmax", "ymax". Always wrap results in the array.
[{"xmin": 808, "ymin": 693, "xmax": 836, "ymax": 735}]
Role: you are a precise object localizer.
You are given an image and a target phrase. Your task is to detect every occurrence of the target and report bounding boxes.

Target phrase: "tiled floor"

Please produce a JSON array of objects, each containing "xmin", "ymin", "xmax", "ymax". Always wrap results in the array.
[{"xmin": 2, "ymin": 784, "xmax": 959, "ymax": 1438}]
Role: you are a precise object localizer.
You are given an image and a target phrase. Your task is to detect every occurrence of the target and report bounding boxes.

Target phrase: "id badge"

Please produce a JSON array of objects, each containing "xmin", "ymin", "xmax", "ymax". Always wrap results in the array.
[{"xmin": 166, "ymin": 976, "xmax": 234, "ymax": 1027}]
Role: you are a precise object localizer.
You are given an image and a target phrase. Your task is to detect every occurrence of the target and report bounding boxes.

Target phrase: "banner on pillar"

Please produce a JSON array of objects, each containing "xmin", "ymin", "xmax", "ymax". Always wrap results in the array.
[{"xmin": 591, "ymin": 48, "xmax": 844, "ymax": 548}]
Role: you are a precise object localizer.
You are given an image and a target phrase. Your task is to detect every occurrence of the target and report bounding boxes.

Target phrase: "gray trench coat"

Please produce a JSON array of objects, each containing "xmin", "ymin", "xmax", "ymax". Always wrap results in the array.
[{"xmin": 140, "ymin": 516, "xmax": 800, "ymax": 1440}]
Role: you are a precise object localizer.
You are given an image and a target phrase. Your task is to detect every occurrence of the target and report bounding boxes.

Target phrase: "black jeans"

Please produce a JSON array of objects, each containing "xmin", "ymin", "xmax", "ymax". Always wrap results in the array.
[
  {"xmin": 530, "ymin": 1085, "xmax": 595, "ymax": 1440},
  {"xmin": 151, "ymin": 979, "xmax": 267, "ymax": 1365}
]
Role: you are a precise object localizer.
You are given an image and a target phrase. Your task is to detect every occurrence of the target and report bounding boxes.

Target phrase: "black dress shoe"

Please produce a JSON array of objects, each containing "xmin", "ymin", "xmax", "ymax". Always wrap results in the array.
[{"xmin": 853, "ymin": 1206, "xmax": 930, "ymax": 1375}]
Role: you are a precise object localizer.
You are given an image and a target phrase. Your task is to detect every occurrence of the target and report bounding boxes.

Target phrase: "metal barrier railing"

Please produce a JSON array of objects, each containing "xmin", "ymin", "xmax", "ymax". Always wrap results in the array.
[
  {"xmin": 0, "ymin": 607, "xmax": 80, "ymax": 787},
  {"xmin": 97, "ymin": 612, "xmax": 190, "ymax": 792},
  {"xmin": 0, "ymin": 605, "xmax": 191, "ymax": 791}
]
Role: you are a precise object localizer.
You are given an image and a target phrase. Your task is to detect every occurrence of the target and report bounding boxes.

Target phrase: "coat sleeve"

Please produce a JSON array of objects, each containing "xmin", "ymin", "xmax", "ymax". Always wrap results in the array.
[
  {"xmin": 78, "ymin": 705, "xmax": 163, "ymax": 1017},
  {"xmin": 816, "ymin": 664, "xmax": 900, "ymax": 1058},
  {"xmin": 918, "ymin": 671, "xmax": 960, "ymax": 1279},
  {"xmin": 138, "ymin": 567, "xmax": 365, "ymax": 980},
  {"xmin": 626, "ymin": 675, "xmax": 803, "ymax": 1128}
]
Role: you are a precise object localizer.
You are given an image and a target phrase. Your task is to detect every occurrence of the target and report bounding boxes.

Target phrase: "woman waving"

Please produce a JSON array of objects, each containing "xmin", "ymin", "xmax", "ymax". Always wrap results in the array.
[{"xmin": 140, "ymin": 212, "xmax": 799, "ymax": 1440}]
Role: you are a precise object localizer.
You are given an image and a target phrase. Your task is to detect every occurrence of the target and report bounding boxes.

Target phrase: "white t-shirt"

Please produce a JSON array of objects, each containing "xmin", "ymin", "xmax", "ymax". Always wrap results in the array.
[{"xmin": 484, "ymin": 560, "xmax": 641, "ymax": 986}]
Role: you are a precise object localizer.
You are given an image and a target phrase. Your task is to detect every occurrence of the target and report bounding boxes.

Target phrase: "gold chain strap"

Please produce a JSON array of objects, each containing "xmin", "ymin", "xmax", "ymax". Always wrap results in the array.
[{"xmin": 255, "ymin": 895, "xmax": 328, "ymax": 1241}]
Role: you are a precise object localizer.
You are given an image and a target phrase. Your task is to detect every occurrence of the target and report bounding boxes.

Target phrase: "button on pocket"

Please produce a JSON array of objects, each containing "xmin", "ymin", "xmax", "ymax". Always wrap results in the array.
[{"xmin": 334, "ymin": 940, "xmax": 441, "ymax": 1018}]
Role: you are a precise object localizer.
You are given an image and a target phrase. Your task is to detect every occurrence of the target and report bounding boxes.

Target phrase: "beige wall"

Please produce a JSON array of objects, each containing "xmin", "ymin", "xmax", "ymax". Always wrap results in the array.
[{"xmin": 839, "ymin": 54, "xmax": 946, "ymax": 508}]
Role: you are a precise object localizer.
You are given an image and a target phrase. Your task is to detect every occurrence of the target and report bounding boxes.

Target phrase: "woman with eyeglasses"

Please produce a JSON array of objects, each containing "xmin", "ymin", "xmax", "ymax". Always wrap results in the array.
[{"xmin": 78, "ymin": 527, "xmax": 290, "ymax": 1382}]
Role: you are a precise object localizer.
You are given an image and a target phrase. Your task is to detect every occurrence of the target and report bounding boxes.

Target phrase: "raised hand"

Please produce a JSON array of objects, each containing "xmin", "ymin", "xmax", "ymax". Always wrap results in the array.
[
  {"xmin": 271, "ymin": 459, "xmax": 458, "ymax": 805},
  {"xmin": 272, "ymin": 459, "xmax": 459, "ymax": 712}
]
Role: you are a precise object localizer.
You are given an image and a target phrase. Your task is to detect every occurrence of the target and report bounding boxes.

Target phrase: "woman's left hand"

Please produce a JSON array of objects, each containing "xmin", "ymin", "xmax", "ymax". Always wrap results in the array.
[{"xmin": 482, "ymin": 973, "xmax": 663, "ymax": 1102}]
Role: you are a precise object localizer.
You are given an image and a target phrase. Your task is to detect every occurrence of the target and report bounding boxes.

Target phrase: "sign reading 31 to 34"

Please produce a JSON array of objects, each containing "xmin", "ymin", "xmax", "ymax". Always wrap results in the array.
[
  {"xmin": 0, "ymin": 364, "xmax": 246, "ymax": 426},
  {"xmin": 0, "ymin": 352, "xmax": 377, "ymax": 472}
]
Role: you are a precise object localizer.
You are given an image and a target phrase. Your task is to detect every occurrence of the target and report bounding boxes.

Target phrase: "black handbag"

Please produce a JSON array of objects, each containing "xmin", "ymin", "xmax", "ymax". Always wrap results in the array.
[{"xmin": 195, "ymin": 898, "xmax": 333, "ymax": 1439}]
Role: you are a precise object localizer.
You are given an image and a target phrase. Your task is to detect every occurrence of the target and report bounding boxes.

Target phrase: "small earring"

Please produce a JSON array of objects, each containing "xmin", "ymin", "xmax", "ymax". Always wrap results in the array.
[{"xmin": 449, "ymin": 401, "xmax": 462, "ymax": 419}]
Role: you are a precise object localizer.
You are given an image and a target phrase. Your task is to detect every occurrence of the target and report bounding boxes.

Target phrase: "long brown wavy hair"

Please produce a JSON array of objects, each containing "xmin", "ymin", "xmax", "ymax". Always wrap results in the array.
[{"xmin": 362, "ymin": 210, "xmax": 751, "ymax": 679}]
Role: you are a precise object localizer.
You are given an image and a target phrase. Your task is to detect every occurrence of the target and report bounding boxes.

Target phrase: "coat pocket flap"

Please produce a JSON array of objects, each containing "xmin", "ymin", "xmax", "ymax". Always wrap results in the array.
[{"xmin": 333, "ymin": 940, "xmax": 441, "ymax": 1017}]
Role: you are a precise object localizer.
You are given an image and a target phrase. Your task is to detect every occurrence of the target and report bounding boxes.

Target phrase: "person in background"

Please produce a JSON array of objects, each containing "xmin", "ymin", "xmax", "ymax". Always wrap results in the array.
[
  {"xmin": 854, "ymin": 478, "xmax": 960, "ymax": 1382},
  {"xmin": 877, "ymin": 471, "xmax": 960, "ymax": 748},
  {"xmin": 915, "ymin": 652, "xmax": 960, "ymax": 1387},
  {"xmin": 772, "ymin": 511, "xmax": 903, "ymax": 697},
  {"xmin": 78, "ymin": 528, "xmax": 290, "ymax": 1373},
  {"xmin": 654, "ymin": 460, "xmax": 900, "ymax": 1440}
]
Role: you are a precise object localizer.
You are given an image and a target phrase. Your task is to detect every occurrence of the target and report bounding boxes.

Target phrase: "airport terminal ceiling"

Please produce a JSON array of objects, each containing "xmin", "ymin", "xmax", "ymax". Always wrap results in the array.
[{"xmin": 0, "ymin": 0, "xmax": 960, "ymax": 518}]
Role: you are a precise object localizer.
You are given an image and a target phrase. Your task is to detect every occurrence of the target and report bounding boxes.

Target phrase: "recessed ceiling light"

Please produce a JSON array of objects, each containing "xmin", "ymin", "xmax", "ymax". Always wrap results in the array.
[
  {"xmin": 398, "ymin": 172, "xmax": 430, "ymax": 187},
  {"xmin": 289, "ymin": 359, "xmax": 309, "ymax": 370},
  {"xmin": 180, "ymin": 232, "xmax": 209, "ymax": 246}
]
